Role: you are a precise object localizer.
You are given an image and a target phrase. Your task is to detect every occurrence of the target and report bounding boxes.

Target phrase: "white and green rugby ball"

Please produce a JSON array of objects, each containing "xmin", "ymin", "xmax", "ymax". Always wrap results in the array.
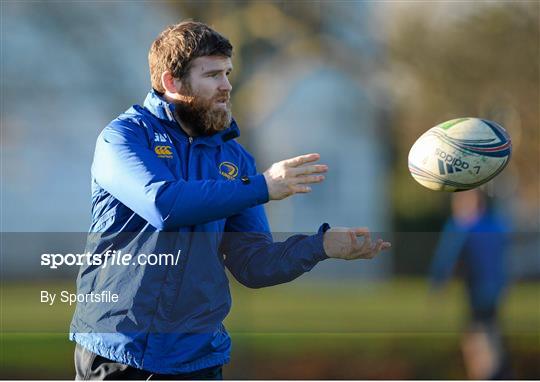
[{"xmin": 408, "ymin": 118, "xmax": 512, "ymax": 192}]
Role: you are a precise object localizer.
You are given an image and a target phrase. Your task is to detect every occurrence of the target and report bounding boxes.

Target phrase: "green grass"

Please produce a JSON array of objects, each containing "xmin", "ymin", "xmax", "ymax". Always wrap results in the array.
[
  {"xmin": 226, "ymin": 278, "xmax": 539, "ymax": 334},
  {"xmin": 1, "ymin": 278, "xmax": 538, "ymax": 378}
]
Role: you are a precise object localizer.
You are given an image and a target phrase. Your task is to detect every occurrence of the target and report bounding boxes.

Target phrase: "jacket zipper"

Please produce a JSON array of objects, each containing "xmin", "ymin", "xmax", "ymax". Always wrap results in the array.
[
  {"xmin": 164, "ymin": 134, "xmax": 195, "ymax": 319},
  {"xmin": 186, "ymin": 136, "xmax": 193, "ymax": 177}
]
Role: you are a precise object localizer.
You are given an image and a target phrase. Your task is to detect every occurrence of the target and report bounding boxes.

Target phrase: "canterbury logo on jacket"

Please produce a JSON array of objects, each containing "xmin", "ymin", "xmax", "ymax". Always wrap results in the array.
[{"xmin": 69, "ymin": 90, "xmax": 329, "ymax": 374}]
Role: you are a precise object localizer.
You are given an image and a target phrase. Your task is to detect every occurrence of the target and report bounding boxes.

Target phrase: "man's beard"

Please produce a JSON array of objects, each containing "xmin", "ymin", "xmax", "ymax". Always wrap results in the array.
[{"xmin": 172, "ymin": 88, "xmax": 232, "ymax": 136}]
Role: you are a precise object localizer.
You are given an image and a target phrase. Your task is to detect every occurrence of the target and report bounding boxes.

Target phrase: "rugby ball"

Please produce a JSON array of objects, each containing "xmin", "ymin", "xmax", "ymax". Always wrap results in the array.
[{"xmin": 408, "ymin": 118, "xmax": 511, "ymax": 192}]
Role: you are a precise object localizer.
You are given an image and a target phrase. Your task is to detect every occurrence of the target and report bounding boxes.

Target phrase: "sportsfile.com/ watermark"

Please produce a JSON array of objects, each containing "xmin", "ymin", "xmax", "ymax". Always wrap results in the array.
[{"xmin": 41, "ymin": 250, "xmax": 182, "ymax": 269}]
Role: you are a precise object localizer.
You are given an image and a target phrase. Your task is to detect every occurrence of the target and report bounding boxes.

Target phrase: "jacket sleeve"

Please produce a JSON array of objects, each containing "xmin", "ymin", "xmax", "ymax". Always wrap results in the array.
[
  {"xmin": 221, "ymin": 203, "xmax": 330, "ymax": 289},
  {"xmin": 429, "ymin": 220, "xmax": 468, "ymax": 288},
  {"xmin": 92, "ymin": 121, "xmax": 269, "ymax": 231}
]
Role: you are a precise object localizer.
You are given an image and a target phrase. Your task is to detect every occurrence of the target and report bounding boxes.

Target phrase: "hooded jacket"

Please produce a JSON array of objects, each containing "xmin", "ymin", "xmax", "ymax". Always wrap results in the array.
[{"xmin": 69, "ymin": 90, "xmax": 329, "ymax": 374}]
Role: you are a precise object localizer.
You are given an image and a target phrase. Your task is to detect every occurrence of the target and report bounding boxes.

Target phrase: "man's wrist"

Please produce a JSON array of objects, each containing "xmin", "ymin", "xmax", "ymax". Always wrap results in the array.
[
  {"xmin": 314, "ymin": 223, "xmax": 331, "ymax": 261},
  {"xmin": 246, "ymin": 174, "xmax": 270, "ymax": 204}
]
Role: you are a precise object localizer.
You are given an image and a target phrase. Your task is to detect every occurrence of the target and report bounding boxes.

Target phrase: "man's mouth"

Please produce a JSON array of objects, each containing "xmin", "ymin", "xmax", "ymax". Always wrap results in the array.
[{"xmin": 214, "ymin": 96, "xmax": 230, "ymax": 106}]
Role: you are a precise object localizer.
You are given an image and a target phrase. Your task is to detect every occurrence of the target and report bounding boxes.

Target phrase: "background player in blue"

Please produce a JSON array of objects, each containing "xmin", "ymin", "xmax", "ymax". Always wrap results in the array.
[
  {"xmin": 70, "ymin": 21, "xmax": 391, "ymax": 380},
  {"xmin": 430, "ymin": 188, "xmax": 511, "ymax": 379}
]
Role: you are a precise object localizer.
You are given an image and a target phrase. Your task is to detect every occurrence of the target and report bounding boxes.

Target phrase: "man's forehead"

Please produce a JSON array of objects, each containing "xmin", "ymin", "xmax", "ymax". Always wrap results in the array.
[{"xmin": 191, "ymin": 56, "xmax": 232, "ymax": 72}]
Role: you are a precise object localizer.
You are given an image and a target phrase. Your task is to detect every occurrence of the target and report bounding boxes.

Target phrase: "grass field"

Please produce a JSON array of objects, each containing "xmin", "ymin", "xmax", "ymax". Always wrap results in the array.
[{"xmin": 1, "ymin": 278, "xmax": 538, "ymax": 379}]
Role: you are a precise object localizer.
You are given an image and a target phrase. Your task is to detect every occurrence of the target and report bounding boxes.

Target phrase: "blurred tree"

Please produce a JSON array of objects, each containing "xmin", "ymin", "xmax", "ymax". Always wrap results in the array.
[
  {"xmin": 384, "ymin": 2, "xmax": 539, "ymax": 233},
  {"xmin": 162, "ymin": 1, "xmax": 382, "ymax": 129},
  {"xmin": 162, "ymin": 1, "xmax": 321, "ymax": 125}
]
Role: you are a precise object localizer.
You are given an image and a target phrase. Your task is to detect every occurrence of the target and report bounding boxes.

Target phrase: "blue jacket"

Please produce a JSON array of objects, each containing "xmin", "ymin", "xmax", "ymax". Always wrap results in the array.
[
  {"xmin": 429, "ymin": 211, "xmax": 509, "ymax": 312},
  {"xmin": 69, "ymin": 90, "xmax": 329, "ymax": 374}
]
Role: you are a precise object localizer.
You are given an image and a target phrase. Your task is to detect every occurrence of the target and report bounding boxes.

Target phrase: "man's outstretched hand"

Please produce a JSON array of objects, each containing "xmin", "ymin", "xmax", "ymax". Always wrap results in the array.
[
  {"xmin": 263, "ymin": 153, "xmax": 328, "ymax": 200},
  {"xmin": 262, "ymin": 154, "xmax": 389, "ymax": 260},
  {"xmin": 323, "ymin": 227, "xmax": 391, "ymax": 260}
]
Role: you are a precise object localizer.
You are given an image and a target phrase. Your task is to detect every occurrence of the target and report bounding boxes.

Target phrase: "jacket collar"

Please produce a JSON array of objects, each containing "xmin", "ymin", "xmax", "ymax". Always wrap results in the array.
[{"xmin": 143, "ymin": 89, "xmax": 240, "ymax": 146}]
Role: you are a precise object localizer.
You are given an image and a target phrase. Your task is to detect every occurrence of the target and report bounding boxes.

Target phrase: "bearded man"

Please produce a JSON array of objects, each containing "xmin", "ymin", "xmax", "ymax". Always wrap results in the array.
[{"xmin": 70, "ymin": 21, "xmax": 391, "ymax": 380}]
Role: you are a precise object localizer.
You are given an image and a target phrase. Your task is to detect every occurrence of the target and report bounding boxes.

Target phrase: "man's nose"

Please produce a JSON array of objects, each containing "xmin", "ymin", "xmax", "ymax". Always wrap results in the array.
[{"xmin": 219, "ymin": 76, "xmax": 232, "ymax": 92}]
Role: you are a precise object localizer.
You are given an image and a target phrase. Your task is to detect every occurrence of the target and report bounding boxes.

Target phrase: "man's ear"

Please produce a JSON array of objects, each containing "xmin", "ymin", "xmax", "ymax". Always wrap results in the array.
[{"xmin": 161, "ymin": 71, "xmax": 181, "ymax": 94}]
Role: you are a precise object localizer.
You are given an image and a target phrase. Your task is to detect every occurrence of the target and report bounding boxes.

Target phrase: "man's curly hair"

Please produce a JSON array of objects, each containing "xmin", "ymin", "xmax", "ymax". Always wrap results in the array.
[{"xmin": 148, "ymin": 20, "xmax": 233, "ymax": 93}]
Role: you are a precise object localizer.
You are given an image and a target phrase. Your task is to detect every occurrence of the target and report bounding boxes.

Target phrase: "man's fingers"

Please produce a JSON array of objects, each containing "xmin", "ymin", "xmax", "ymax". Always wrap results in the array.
[
  {"xmin": 348, "ymin": 230, "xmax": 357, "ymax": 244},
  {"xmin": 372, "ymin": 239, "xmax": 391, "ymax": 251},
  {"xmin": 283, "ymin": 153, "xmax": 320, "ymax": 168},
  {"xmin": 291, "ymin": 185, "xmax": 312, "ymax": 194},
  {"xmin": 295, "ymin": 175, "xmax": 325, "ymax": 184},
  {"xmin": 363, "ymin": 239, "xmax": 392, "ymax": 259},
  {"xmin": 362, "ymin": 235, "xmax": 372, "ymax": 251},
  {"xmin": 373, "ymin": 239, "xmax": 384, "ymax": 253},
  {"xmin": 351, "ymin": 228, "xmax": 370, "ymax": 250},
  {"xmin": 351, "ymin": 227, "xmax": 369, "ymax": 236},
  {"xmin": 291, "ymin": 164, "xmax": 328, "ymax": 176}
]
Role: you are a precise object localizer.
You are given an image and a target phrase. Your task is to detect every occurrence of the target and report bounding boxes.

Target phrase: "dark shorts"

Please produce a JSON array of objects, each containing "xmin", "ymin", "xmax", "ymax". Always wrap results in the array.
[
  {"xmin": 471, "ymin": 304, "xmax": 498, "ymax": 325},
  {"xmin": 74, "ymin": 343, "xmax": 223, "ymax": 380}
]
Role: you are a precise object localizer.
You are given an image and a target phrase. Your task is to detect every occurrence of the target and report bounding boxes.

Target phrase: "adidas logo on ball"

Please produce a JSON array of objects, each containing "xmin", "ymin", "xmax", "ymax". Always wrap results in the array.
[
  {"xmin": 408, "ymin": 117, "xmax": 511, "ymax": 192},
  {"xmin": 435, "ymin": 148, "xmax": 469, "ymax": 175}
]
